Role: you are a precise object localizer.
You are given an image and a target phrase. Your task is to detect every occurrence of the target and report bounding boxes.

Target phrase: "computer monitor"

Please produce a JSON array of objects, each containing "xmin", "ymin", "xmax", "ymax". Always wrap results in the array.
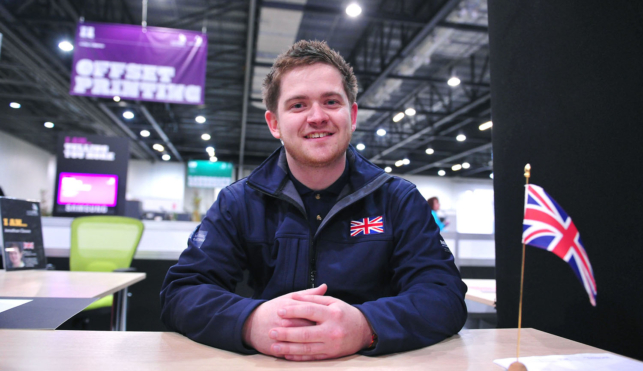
[{"xmin": 57, "ymin": 172, "xmax": 119, "ymax": 207}]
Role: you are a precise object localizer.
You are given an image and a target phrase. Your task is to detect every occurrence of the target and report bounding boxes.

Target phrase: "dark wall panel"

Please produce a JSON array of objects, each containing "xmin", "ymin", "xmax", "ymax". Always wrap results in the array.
[{"xmin": 489, "ymin": 0, "xmax": 643, "ymax": 360}]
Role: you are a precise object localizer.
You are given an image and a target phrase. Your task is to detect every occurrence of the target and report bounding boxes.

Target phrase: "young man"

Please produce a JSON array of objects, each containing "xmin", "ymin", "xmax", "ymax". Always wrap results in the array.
[{"xmin": 160, "ymin": 40, "xmax": 467, "ymax": 361}]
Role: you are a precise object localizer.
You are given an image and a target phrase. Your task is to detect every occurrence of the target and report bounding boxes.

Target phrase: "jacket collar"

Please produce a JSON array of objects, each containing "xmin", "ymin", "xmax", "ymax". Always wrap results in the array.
[{"xmin": 247, "ymin": 144, "xmax": 388, "ymax": 198}]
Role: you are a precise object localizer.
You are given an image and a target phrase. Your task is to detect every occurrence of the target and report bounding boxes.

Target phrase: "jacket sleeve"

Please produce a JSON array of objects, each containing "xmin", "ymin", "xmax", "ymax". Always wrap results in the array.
[
  {"xmin": 159, "ymin": 186, "xmax": 265, "ymax": 354},
  {"xmin": 354, "ymin": 183, "xmax": 468, "ymax": 355}
]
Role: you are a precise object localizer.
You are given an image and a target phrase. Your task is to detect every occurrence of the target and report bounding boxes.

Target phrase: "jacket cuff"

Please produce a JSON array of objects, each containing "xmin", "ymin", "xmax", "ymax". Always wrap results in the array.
[{"xmin": 233, "ymin": 298, "xmax": 267, "ymax": 354}]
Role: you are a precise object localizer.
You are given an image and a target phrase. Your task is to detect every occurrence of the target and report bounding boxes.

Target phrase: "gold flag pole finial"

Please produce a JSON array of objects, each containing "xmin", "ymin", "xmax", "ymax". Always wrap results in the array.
[{"xmin": 509, "ymin": 165, "xmax": 531, "ymax": 371}]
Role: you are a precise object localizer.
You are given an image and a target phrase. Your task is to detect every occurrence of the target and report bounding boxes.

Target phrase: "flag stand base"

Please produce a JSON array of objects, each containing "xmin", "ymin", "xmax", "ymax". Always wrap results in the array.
[{"xmin": 508, "ymin": 361, "xmax": 528, "ymax": 371}]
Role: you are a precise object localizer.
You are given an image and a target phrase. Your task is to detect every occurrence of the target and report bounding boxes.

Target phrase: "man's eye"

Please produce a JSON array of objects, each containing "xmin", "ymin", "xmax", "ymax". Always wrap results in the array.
[
  {"xmin": 292, "ymin": 103, "xmax": 303, "ymax": 109},
  {"xmin": 327, "ymin": 100, "xmax": 338, "ymax": 105}
]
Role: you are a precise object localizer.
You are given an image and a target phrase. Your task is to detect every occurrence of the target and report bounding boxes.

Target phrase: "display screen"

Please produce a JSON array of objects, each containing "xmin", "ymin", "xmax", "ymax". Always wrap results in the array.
[{"xmin": 57, "ymin": 172, "xmax": 118, "ymax": 207}]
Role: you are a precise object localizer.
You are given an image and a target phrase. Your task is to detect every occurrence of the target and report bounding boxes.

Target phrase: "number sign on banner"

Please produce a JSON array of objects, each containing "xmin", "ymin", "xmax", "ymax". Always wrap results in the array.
[{"xmin": 70, "ymin": 22, "xmax": 207, "ymax": 105}]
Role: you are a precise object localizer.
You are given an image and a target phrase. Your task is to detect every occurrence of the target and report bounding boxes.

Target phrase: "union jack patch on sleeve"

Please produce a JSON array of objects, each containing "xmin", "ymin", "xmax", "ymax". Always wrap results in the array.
[{"xmin": 350, "ymin": 216, "xmax": 384, "ymax": 236}]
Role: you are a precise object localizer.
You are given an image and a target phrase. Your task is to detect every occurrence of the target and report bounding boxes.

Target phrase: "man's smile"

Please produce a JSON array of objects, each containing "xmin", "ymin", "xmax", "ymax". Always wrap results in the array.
[{"xmin": 304, "ymin": 132, "xmax": 334, "ymax": 139}]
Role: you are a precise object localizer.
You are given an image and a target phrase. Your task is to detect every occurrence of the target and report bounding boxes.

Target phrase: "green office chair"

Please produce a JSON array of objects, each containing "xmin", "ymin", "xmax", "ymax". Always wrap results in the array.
[{"xmin": 70, "ymin": 216, "xmax": 144, "ymax": 312}]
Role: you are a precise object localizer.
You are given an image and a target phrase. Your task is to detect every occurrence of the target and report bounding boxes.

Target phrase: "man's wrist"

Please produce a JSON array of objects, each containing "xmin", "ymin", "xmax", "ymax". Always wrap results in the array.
[{"xmin": 242, "ymin": 307, "xmax": 257, "ymax": 348}]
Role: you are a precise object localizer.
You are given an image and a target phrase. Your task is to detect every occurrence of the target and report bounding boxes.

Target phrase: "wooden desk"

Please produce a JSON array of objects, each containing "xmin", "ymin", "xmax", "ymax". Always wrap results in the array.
[
  {"xmin": 0, "ymin": 270, "xmax": 145, "ymax": 330},
  {"xmin": 0, "ymin": 328, "xmax": 611, "ymax": 370},
  {"xmin": 463, "ymin": 278, "xmax": 496, "ymax": 307}
]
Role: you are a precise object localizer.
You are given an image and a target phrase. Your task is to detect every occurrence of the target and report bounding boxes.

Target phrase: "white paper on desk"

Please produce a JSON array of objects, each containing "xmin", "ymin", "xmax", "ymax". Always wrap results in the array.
[
  {"xmin": 494, "ymin": 353, "xmax": 643, "ymax": 370},
  {"xmin": 0, "ymin": 299, "xmax": 32, "ymax": 314}
]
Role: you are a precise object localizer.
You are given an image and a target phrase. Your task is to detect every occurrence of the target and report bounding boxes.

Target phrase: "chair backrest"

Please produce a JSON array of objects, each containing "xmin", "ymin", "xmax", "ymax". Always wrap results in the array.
[{"xmin": 70, "ymin": 216, "xmax": 144, "ymax": 272}]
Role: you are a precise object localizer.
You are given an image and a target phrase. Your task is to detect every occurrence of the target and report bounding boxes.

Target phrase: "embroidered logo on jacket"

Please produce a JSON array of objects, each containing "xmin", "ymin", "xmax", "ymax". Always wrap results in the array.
[{"xmin": 350, "ymin": 216, "xmax": 384, "ymax": 236}]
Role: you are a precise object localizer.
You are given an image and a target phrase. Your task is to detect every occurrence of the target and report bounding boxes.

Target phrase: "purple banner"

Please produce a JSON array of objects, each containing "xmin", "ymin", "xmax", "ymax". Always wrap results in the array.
[{"xmin": 70, "ymin": 22, "xmax": 207, "ymax": 105}]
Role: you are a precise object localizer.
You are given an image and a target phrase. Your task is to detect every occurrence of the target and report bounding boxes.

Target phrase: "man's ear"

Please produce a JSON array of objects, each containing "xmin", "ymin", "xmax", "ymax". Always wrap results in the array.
[
  {"xmin": 350, "ymin": 102, "xmax": 358, "ymax": 132},
  {"xmin": 265, "ymin": 110, "xmax": 281, "ymax": 139}
]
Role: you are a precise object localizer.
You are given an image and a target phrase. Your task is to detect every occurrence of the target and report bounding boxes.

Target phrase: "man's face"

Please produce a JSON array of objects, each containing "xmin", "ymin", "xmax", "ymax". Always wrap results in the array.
[
  {"xmin": 8, "ymin": 248, "xmax": 22, "ymax": 266},
  {"xmin": 265, "ymin": 63, "xmax": 357, "ymax": 169}
]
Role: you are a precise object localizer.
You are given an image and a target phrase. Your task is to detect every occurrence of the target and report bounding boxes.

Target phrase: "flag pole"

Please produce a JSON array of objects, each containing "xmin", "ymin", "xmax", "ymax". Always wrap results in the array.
[{"xmin": 508, "ymin": 164, "xmax": 530, "ymax": 371}]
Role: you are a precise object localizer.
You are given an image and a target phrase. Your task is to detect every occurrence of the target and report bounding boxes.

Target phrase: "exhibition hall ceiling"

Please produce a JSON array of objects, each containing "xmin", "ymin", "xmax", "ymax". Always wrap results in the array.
[{"xmin": 0, "ymin": 0, "xmax": 492, "ymax": 178}]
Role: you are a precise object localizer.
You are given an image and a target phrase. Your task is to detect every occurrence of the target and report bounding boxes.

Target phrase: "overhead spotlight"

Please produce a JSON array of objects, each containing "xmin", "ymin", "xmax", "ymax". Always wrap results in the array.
[
  {"xmin": 425, "ymin": 147, "xmax": 434, "ymax": 155},
  {"xmin": 206, "ymin": 146, "xmax": 215, "ymax": 154},
  {"xmin": 376, "ymin": 129, "xmax": 386, "ymax": 136},
  {"xmin": 462, "ymin": 162, "xmax": 470, "ymax": 169},
  {"xmin": 402, "ymin": 158, "xmax": 410, "ymax": 165},
  {"xmin": 195, "ymin": 115, "xmax": 206, "ymax": 124},
  {"xmin": 456, "ymin": 134, "xmax": 466, "ymax": 142},
  {"xmin": 384, "ymin": 166, "xmax": 392, "ymax": 173},
  {"xmin": 58, "ymin": 41, "xmax": 74, "ymax": 52},
  {"xmin": 356, "ymin": 143, "xmax": 365, "ymax": 151},
  {"xmin": 9, "ymin": 102, "xmax": 21, "ymax": 109},
  {"xmin": 201, "ymin": 133, "xmax": 211, "ymax": 141},
  {"xmin": 153, "ymin": 144, "xmax": 165, "ymax": 152},
  {"xmin": 113, "ymin": 96, "xmax": 121, "ymax": 102},
  {"xmin": 345, "ymin": 3, "xmax": 362, "ymax": 17},
  {"xmin": 404, "ymin": 108, "xmax": 416, "ymax": 116},
  {"xmin": 490, "ymin": 172, "xmax": 494, "ymax": 179},
  {"xmin": 452, "ymin": 164, "xmax": 462, "ymax": 171},
  {"xmin": 162, "ymin": 154, "xmax": 171, "ymax": 161},
  {"xmin": 392, "ymin": 112, "xmax": 405, "ymax": 122},
  {"xmin": 140, "ymin": 130, "xmax": 150, "ymax": 137},
  {"xmin": 209, "ymin": 156, "xmax": 218, "ymax": 162},
  {"xmin": 447, "ymin": 76, "xmax": 461, "ymax": 87},
  {"xmin": 479, "ymin": 121, "xmax": 493, "ymax": 131},
  {"xmin": 123, "ymin": 111, "xmax": 134, "ymax": 119},
  {"xmin": 44, "ymin": 122, "xmax": 54, "ymax": 129},
  {"xmin": 395, "ymin": 160, "xmax": 404, "ymax": 167},
  {"xmin": 438, "ymin": 170, "xmax": 446, "ymax": 176}
]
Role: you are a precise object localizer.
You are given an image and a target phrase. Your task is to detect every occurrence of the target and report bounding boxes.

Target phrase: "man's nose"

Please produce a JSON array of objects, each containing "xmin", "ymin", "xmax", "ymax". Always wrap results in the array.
[{"xmin": 307, "ymin": 102, "xmax": 329, "ymax": 125}]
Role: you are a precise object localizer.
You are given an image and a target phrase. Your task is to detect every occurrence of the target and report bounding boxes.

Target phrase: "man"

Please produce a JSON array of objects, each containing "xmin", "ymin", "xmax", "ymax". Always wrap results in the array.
[
  {"xmin": 5, "ymin": 242, "xmax": 25, "ymax": 269},
  {"xmin": 160, "ymin": 40, "xmax": 467, "ymax": 361}
]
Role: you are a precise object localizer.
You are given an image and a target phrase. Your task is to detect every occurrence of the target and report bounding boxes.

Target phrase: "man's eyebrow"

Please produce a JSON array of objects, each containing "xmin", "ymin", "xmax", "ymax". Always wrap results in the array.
[{"xmin": 283, "ymin": 95, "xmax": 308, "ymax": 104}]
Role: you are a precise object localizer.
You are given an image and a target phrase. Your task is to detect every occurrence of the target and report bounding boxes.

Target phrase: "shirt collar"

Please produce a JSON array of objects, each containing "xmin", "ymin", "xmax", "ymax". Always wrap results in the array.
[{"xmin": 289, "ymin": 158, "xmax": 350, "ymax": 197}]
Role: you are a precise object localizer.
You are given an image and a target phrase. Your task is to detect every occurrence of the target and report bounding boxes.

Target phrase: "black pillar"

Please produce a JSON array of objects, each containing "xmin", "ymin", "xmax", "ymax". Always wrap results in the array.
[{"xmin": 489, "ymin": 0, "xmax": 643, "ymax": 360}]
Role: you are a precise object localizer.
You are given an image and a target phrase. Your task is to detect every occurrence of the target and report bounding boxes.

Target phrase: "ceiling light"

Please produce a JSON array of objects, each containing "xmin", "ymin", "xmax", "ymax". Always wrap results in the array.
[
  {"xmin": 376, "ymin": 129, "xmax": 386, "ymax": 136},
  {"xmin": 356, "ymin": 143, "xmax": 365, "ymax": 151},
  {"xmin": 206, "ymin": 146, "xmax": 215, "ymax": 153},
  {"xmin": 392, "ymin": 112, "xmax": 405, "ymax": 122},
  {"xmin": 44, "ymin": 122, "xmax": 54, "ymax": 129},
  {"xmin": 153, "ymin": 144, "xmax": 164, "ymax": 152},
  {"xmin": 195, "ymin": 115, "xmax": 206, "ymax": 124},
  {"xmin": 123, "ymin": 111, "xmax": 134, "ymax": 119},
  {"xmin": 456, "ymin": 134, "xmax": 466, "ymax": 142},
  {"xmin": 452, "ymin": 164, "xmax": 462, "ymax": 171},
  {"xmin": 9, "ymin": 102, "xmax": 20, "ymax": 109},
  {"xmin": 201, "ymin": 133, "xmax": 211, "ymax": 141},
  {"xmin": 404, "ymin": 108, "xmax": 416, "ymax": 116},
  {"xmin": 447, "ymin": 76, "xmax": 461, "ymax": 87},
  {"xmin": 209, "ymin": 156, "xmax": 218, "ymax": 162},
  {"xmin": 140, "ymin": 130, "xmax": 150, "ymax": 137},
  {"xmin": 345, "ymin": 3, "xmax": 362, "ymax": 17},
  {"xmin": 438, "ymin": 170, "xmax": 446, "ymax": 176},
  {"xmin": 395, "ymin": 160, "xmax": 403, "ymax": 167},
  {"xmin": 162, "ymin": 154, "xmax": 171, "ymax": 161},
  {"xmin": 425, "ymin": 148, "xmax": 434, "ymax": 155},
  {"xmin": 384, "ymin": 166, "xmax": 392, "ymax": 173},
  {"xmin": 462, "ymin": 162, "xmax": 470, "ymax": 169},
  {"xmin": 402, "ymin": 158, "xmax": 410, "ymax": 165},
  {"xmin": 113, "ymin": 96, "xmax": 121, "ymax": 102},
  {"xmin": 58, "ymin": 41, "xmax": 74, "ymax": 52},
  {"xmin": 490, "ymin": 172, "xmax": 494, "ymax": 179},
  {"xmin": 479, "ymin": 121, "xmax": 493, "ymax": 131}
]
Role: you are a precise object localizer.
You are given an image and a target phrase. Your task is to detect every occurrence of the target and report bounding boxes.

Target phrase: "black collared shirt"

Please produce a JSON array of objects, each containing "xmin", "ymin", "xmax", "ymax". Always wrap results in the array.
[{"xmin": 289, "ymin": 160, "xmax": 350, "ymax": 236}]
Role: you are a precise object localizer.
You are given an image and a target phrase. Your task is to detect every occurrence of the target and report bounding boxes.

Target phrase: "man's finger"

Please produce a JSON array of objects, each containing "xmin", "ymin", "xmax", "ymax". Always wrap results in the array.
[
  {"xmin": 272, "ymin": 341, "xmax": 325, "ymax": 356},
  {"xmin": 277, "ymin": 303, "xmax": 328, "ymax": 322},
  {"xmin": 285, "ymin": 354, "xmax": 329, "ymax": 361},
  {"xmin": 269, "ymin": 326, "xmax": 324, "ymax": 343},
  {"xmin": 280, "ymin": 318, "xmax": 315, "ymax": 327},
  {"xmin": 291, "ymin": 293, "xmax": 336, "ymax": 305},
  {"xmin": 293, "ymin": 283, "xmax": 327, "ymax": 297}
]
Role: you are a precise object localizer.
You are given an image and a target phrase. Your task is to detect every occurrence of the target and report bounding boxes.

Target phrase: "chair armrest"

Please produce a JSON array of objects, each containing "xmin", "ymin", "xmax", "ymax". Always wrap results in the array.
[{"xmin": 113, "ymin": 267, "xmax": 137, "ymax": 272}]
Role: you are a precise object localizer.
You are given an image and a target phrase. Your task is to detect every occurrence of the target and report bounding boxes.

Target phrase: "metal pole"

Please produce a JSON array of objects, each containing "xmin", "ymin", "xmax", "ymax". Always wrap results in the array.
[{"xmin": 238, "ymin": 0, "xmax": 257, "ymax": 179}]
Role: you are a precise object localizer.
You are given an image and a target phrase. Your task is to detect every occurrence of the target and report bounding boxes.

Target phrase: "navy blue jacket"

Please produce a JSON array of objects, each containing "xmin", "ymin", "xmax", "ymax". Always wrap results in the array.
[{"xmin": 160, "ymin": 146, "xmax": 467, "ymax": 355}]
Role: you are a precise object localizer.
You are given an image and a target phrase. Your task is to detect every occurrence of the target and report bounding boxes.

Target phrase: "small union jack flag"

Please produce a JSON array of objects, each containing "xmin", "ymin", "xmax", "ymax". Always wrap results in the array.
[
  {"xmin": 350, "ymin": 216, "xmax": 384, "ymax": 237},
  {"xmin": 523, "ymin": 184, "xmax": 597, "ymax": 306}
]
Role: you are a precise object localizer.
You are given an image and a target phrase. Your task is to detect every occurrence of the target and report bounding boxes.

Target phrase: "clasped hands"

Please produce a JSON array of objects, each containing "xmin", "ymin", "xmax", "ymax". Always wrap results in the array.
[{"xmin": 242, "ymin": 284, "xmax": 373, "ymax": 361}]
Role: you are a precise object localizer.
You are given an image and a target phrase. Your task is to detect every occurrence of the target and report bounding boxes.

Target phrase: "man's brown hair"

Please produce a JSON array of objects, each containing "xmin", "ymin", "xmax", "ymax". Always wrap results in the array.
[{"xmin": 262, "ymin": 40, "xmax": 358, "ymax": 113}]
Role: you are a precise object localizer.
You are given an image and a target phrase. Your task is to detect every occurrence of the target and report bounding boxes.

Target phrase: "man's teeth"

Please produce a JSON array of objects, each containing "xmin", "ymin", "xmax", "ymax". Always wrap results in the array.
[{"xmin": 307, "ymin": 133, "xmax": 331, "ymax": 139}]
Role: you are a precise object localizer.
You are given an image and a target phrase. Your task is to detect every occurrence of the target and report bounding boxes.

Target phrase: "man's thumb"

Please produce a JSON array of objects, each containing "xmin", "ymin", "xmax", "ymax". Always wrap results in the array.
[{"xmin": 298, "ymin": 283, "xmax": 328, "ymax": 296}]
